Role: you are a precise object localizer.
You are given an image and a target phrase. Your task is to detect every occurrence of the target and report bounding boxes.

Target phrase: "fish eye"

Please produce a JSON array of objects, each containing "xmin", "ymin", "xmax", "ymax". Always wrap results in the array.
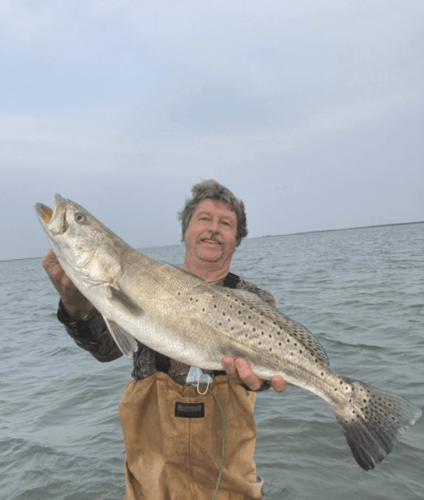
[{"xmin": 75, "ymin": 212, "xmax": 86, "ymax": 223}]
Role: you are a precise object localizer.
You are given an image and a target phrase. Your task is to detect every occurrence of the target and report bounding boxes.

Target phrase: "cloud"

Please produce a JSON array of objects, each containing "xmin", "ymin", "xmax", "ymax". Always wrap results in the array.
[
  {"xmin": 1, "ymin": 0, "xmax": 423, "ymax": 260},
  {"xmin": 1, "ymin": 87, "xmax": 421, "ymax": 180}
]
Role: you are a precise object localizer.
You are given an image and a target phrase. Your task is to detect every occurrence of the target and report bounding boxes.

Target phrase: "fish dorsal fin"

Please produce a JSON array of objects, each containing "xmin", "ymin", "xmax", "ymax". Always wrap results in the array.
[
  {"xmin": 229, "ymin": 288, "xmax": 329, "ymax": 366},
  {"xmin": 103, "ymin": 316, "xmax": 138, "ymax": 357}
]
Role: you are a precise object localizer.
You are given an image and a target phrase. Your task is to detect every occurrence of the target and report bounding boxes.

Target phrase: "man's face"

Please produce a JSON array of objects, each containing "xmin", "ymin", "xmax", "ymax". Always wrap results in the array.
[{"xmin": 184, "ymin": 199, "xmax": 238, "ymax": 268}]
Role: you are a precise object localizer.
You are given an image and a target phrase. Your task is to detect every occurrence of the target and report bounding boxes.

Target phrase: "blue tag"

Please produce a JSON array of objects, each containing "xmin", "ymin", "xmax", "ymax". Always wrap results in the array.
[{"xmin": 186, "ymin": 366, "xmax": 213, "ymax": 386}]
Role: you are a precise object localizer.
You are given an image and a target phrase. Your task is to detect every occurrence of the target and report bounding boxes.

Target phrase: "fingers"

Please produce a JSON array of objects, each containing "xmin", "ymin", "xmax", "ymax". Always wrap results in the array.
[
  {"xmin": 42, "ymin": 249, "xmax": 68, "ymax": 289},
  {"xmin": 42, "ymin": 249, "xmax": 59, "ymax": 273},
  {"xmin": 222, "ymin": 355, "xmax": 287, "ymax": 393},
  {"xmin": 222, "ymin": 355, "xmax": 263, "ymax": 391},
  {"xmin": 222, "ymin": 355, "xmax": 239, "ymax": 380},
  {"xmin": 235, "ymin": 357, "xmax": 262, "ymax": 391},
  {"xmin": 41, "ymin": 248, "xmax": 94, "ymax": 319},
  {"xmin": 270, "ymin": 375, "xmax": 287, "ymax": 393}
]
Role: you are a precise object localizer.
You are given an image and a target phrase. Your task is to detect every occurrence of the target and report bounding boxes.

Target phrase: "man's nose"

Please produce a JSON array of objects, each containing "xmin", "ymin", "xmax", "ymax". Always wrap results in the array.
[{"xmin": 208, "ymin": 217, "xmax": 220, "ymax": 233}]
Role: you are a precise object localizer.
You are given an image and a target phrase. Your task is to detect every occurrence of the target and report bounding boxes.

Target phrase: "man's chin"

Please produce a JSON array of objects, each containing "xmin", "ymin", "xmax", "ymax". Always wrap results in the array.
[{"xmin": 196, "ymin": 249, "xmax": 223, "ymax": 263}]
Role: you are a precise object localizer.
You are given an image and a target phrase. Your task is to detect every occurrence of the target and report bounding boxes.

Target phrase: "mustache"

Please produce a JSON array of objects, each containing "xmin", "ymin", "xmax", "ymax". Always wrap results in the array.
[{"xmin": 200, "ymin": 234, "xmax": 223, "ymax": 244}]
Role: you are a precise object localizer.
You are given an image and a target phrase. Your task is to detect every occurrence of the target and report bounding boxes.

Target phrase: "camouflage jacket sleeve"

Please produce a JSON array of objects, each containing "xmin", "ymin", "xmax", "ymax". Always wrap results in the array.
[{"xmin": 57, "ymin": 300, "xmax": 123, "ymax": 362}]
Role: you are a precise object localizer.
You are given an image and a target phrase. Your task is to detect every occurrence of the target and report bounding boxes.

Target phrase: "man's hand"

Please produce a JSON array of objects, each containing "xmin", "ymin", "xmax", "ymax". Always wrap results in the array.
[
  {"xmin": 222, "ymin": 355, "xmax": 287, "ymax": 393},
  {"xmin": 42, "ymin": 249, "xmax": 94, "ymax": 320}
]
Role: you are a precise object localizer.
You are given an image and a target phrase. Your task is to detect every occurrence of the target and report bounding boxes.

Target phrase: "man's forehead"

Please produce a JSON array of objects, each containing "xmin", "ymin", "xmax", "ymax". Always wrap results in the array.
[{"xmin": 194, "ymin": 199, "xmax": 236, "ymax": 218}]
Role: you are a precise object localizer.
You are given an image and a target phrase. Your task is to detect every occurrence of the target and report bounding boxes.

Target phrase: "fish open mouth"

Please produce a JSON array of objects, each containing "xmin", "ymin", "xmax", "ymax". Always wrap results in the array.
[
  {"xmin": 36, "ymin": 204, "xmax": 54, "ymax": 224},
  {"xmin": 35, "ymin": 194, "xmax": 66, "ymax": 228}
]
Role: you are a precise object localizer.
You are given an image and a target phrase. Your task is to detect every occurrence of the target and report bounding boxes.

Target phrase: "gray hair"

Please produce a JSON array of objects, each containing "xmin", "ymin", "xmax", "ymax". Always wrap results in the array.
[{"xmin": 178, "ymin": 180, "xmax": 248, "ymax": 246}]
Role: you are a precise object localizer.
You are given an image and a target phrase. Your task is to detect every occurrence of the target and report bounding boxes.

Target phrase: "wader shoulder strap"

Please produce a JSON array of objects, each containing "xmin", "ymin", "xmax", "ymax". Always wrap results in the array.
[{"xmin": 223, "ymin": 272, "xmax": 240, "ymax": 289}]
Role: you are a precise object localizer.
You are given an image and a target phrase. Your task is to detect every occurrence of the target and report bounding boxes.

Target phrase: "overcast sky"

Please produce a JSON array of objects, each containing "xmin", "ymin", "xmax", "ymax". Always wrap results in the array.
[{"xmin": 1, "ymin": 0, "xmax": 423, "ymax": 261}]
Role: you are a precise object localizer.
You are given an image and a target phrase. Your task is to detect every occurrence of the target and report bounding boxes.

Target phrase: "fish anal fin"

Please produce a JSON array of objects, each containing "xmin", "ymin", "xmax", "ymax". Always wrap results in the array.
[{"xmin": 103, "ymin": 316, "xmax": 138, "ymax": 357}]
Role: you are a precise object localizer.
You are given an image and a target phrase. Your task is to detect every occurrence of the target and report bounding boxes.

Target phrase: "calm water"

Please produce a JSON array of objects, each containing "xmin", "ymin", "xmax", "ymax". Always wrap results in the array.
[{"xmin": 1, "ymin": 224, "xmax": 423, "ymax": 500}]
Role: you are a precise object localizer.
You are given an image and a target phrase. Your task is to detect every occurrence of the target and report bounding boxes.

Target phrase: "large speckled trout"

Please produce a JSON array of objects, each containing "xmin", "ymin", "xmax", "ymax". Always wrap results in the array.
[{"xmin": 35, "ymin": 194, "xmax": 421, "ymax": 471}]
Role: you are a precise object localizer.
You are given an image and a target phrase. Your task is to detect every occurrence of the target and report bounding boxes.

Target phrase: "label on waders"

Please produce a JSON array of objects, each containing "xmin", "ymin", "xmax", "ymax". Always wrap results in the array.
[{"xmin": 175, "ymin": 402, "xmax": 205, "ymax": 418}]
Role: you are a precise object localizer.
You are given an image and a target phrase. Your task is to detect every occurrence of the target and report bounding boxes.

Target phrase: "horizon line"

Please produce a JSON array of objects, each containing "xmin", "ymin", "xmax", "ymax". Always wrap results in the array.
[{"xmin": 1, "ymin": 220, "xmax": 423, "ymax": 263}]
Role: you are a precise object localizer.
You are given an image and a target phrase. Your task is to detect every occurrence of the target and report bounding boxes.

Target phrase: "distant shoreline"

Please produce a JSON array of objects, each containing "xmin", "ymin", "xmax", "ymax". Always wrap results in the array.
[
  {"xmin": 258, "ymin": 220, "xmax": 424, "ymax": 239},
  {"xmin": 1, "ymin": 220, "xmax": 423, "ymax": 263}
]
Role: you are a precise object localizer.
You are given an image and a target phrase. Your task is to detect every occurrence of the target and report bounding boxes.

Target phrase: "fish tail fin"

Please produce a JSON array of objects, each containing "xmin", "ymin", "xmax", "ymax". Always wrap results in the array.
[{"xmin": 329, "ymin": 377, "xmax": 421, "ymax": 470}]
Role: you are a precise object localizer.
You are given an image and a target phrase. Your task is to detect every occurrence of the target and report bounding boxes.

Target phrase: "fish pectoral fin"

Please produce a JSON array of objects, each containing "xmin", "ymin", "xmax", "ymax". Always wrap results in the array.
[
  {"xmin": 105, "ymin": 285, "xmax": 144, "ymax": 316},
  {"xmin": 103, "ymin": 316, "xmax": 138, "ymax": 357}
]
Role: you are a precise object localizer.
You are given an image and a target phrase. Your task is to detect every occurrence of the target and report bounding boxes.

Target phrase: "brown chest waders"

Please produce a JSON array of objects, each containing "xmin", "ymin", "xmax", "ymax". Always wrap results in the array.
[{"xmin": 119, "ymin": 372, "xmax": 266, "ymax": 500}]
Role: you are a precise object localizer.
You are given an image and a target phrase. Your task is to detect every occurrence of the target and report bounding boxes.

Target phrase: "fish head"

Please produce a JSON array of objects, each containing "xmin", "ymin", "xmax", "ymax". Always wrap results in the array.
[{"xmin": 35, "ymin": 195, "xmax": 124, "ymax": 282}]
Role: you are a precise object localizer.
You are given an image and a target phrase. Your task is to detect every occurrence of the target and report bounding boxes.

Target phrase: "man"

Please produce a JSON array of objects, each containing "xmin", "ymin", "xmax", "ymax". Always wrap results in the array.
[{"xmin": 43, "ymin": 180, "xmax": 286, "ymax": 500}]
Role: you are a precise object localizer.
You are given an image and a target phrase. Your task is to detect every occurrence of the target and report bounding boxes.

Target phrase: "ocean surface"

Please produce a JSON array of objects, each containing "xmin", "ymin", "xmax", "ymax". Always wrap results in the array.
[{"xmin": 1, "ymin": 223, "xmax": 423, "ymax": 500}]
